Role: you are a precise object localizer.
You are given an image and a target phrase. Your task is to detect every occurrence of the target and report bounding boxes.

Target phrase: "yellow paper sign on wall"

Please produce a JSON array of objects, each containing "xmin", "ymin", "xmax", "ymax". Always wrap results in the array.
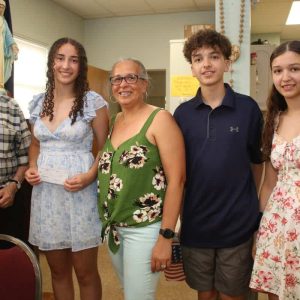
[{"xmin": 171, "ymin": 75, "xmax": 199, "ymax": 97}]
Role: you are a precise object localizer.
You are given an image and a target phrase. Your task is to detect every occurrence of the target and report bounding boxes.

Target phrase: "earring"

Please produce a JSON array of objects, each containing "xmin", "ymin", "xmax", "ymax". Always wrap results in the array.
[{"xmin": 109, "ymin": 95, "xmax": 118, "ymax": 103}]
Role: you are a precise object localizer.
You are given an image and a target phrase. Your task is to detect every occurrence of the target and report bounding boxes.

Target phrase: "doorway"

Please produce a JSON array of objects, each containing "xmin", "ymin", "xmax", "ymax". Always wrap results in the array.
[{"xmin": 147, "ymin": 70, "xmax": 166, "ymax": 108}]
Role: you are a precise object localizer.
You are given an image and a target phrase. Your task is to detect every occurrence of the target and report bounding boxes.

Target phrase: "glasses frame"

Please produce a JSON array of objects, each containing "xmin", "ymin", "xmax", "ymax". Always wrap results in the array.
[{"xmin": 110, "ymin": 73, "xmax": 146, "ymax": 85}]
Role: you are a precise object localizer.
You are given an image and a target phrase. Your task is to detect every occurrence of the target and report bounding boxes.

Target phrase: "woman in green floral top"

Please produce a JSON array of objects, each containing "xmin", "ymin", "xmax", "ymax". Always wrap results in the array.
[{"xmin": 98, "ymin": 58, "xmax": 185, "ymax": 300}]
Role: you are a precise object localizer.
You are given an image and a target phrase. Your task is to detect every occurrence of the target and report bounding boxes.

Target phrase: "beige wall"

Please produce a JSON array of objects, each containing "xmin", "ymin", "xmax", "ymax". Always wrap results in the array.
[
  {"xmin": 84, "ymin": 11, "xmax": 215, "ymax": 71},
  {"xmin": 10, "ymin": 0, "xmax": 84, "ymax": 46},
  {"xmin": 83, "ymin": 11, "xmax": 214, "ymax": 110},
  {"xmin": 8, "ymin": 3, "xmax": 214, "ymax": 111},
  {"xmin": 9, "ymin": 2, "xmax": 214, "ymax": 71}
]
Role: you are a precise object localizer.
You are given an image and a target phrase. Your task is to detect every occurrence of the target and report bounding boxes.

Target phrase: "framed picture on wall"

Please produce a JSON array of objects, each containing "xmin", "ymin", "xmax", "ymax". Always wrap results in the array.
[{"xmin": 184, "ymin": 24, "xmax": 214, "ymax": 39}]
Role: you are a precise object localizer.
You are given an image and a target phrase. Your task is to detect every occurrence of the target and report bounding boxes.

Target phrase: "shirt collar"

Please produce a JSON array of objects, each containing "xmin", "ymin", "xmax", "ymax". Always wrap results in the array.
[{"xmin": 192, "ymin": 83, "xmax": 236, "ymax": 109}]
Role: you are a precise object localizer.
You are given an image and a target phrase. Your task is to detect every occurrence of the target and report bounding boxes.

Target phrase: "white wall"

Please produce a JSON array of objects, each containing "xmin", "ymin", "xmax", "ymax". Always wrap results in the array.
[
  {"xmin": 84, "ymin": 11, "xmax": 214, "ymax": 110},
  {"xmin": 84, "ymin": 11, "xmax": 214, "ymax": 71},
  {"xmin": 10, "ymin": 0, "xmax": 84, "ymax": 46}
]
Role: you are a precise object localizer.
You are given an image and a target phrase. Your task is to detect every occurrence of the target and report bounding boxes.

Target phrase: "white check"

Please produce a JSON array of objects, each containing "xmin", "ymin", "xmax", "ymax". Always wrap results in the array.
[{"xmin": 39, "ymin": 167, "xmax": 69, "ymax": 185}]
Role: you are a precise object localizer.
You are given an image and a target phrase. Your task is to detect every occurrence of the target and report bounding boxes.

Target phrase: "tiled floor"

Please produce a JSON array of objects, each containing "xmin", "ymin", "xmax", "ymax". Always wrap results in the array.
[
  {"xmin": 40, "ymin": 245, "xmax": 196, "ymax": 300},
  {"xmin": 40, "ymin": 245, "xmax": 268, "ymax": 300}
]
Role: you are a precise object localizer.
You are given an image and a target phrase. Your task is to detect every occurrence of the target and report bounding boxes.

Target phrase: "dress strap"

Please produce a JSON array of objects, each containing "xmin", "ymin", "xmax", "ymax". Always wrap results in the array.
[{"xmin": 139, "ymin": 108, "xmax": 162, "ymax": 136}]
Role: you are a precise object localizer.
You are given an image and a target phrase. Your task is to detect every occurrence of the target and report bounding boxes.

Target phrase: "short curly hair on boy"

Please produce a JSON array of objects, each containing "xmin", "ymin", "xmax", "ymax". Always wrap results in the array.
[{"xmin": 183, "ymin": 29, "xmax": 232, "ymax": 63}]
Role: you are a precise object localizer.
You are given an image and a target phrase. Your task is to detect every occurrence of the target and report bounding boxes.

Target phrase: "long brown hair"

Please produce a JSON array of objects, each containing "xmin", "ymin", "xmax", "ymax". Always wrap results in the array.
[
  {"xmin": 262, "ymin": 40, "xmax": 300, "ymax": 159},
  {"xmin": 40, "ymin": 37, "xmax": 89, "ymax": 125}
]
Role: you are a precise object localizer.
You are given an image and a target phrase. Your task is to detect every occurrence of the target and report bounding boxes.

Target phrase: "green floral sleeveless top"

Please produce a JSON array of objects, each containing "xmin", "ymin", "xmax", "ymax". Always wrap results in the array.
[{"xmin": 98, "ymin": 108, "xmax": 166, "ymax": 253}]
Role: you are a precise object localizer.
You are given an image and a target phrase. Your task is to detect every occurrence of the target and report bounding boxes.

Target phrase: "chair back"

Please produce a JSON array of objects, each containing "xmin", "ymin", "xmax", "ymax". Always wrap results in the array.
[{"xmin": 0, "ymin": 234, "xmax": 42, "ymax": 300}]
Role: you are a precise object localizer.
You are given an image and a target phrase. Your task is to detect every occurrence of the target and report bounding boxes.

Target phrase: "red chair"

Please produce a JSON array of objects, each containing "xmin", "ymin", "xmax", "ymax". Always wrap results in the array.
[{"xmin": 0, "ymin": 234, "xmax": 42, "ymax": 300}]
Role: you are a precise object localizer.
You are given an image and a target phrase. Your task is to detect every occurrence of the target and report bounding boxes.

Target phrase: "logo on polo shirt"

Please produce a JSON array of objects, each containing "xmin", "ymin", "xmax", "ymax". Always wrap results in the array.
[{"xmin": 229, "ymin": 126, "xmax": 239, "ymax": 132}]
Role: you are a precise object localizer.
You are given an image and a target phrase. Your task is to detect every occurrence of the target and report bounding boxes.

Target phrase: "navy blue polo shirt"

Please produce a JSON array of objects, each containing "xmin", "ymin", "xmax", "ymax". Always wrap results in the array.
[{"xmin": 174, "ymin": 84, "xmax": 263, "ymax": 248}]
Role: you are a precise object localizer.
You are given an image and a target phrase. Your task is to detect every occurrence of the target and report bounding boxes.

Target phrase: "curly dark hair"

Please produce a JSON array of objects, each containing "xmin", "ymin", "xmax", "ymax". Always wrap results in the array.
[
  {"xmin": 40, "ymin": 37, "xmax": 89, "ymax": 125},
  {"xmin": 262, "ymin": 40, "xmax": 300, "ymax": 159},
  {"xmin": 183, "ymin": 29, "xmax": 232, "ymax": 63}
]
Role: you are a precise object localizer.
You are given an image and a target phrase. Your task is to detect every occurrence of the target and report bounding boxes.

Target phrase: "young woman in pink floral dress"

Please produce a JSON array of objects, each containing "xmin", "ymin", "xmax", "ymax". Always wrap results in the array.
[{"xmin": 250, "ymin": 40, "xmax": 300, "ymax": 299}]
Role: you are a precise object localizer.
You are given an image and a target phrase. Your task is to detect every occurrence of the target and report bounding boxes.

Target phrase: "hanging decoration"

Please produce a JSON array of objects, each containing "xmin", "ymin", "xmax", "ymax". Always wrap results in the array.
[{"xmin": 219, "ymin": 0, "xmax": 246, "ymax": 87}]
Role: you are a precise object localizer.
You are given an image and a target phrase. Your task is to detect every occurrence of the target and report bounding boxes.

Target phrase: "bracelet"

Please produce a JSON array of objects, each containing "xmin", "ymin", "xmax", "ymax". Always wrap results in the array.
[{"xmin": 7, "ymin": 179, "xmax": 21, "ymax": 190}]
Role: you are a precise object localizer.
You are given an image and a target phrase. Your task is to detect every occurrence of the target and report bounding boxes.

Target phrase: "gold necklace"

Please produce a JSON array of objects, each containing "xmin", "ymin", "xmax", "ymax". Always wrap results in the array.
[{"xmin": 219, "ymin": 0, "xmax": 246, "ymax": 87}]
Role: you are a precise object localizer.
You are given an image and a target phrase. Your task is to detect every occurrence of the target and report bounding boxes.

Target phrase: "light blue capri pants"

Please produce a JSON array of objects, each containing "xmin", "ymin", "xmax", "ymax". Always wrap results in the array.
[{"xmin": 109, "ymin": 222, "xmax": 161, "ymax": 300}]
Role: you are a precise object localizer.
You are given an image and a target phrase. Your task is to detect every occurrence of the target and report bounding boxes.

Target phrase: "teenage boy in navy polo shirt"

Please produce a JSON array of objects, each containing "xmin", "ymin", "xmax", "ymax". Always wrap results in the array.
[{"xmin": 174, "ymin": 29, "xmax": 263, "ymax": 300}]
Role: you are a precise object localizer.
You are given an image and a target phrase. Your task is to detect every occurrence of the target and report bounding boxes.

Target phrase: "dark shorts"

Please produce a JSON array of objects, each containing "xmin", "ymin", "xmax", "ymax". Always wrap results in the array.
[{"xmin": 182, "ymin": 237, "xmax": 253, "ymax": 297}]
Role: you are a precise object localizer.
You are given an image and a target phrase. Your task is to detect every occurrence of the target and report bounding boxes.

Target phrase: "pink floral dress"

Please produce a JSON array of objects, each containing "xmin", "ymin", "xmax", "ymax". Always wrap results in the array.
[{"xmin": 250, "ymin": 117, "xmax": 300, "ymax": 299}]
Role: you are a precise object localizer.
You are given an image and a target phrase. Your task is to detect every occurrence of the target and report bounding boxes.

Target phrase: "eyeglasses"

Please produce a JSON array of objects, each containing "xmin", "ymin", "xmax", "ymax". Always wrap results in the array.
[{"xmin": 110, "ymin": 74, "xmax": 146, "ymax": 85}]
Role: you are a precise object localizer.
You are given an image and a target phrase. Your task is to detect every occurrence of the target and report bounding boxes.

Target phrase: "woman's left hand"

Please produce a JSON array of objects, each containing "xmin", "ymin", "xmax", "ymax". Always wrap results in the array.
[
  {"xmin": 151, "ymin": 237, "xmax": 172, "ymax": 272},
  {"xmin": 64, "ymin": 173, "xmax": 90, "ymax": 192}
]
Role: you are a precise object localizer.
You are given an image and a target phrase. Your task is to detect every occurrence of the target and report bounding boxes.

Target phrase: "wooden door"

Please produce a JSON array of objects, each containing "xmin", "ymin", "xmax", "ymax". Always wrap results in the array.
[{"xmin": 87, "ymin": 65, "xmax": 120, "ymax": 156}]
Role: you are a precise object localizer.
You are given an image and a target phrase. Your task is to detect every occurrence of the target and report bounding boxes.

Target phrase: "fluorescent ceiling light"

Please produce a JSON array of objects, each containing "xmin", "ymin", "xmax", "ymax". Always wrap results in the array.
[{"xmin": 286, "ymin": 1, "xmax": 300, "ymax": 25}]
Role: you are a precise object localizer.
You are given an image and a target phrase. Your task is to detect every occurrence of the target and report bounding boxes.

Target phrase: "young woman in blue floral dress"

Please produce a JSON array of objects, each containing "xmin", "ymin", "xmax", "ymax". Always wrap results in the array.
[{"xmin": 25, "ymin": 38, "xmax": 109, "ymax": 300}]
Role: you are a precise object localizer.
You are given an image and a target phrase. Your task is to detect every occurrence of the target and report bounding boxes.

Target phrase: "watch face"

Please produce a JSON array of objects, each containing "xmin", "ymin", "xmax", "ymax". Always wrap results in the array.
[
  {"xmin": 162, "ymin": 229, "xmax": 174, "ymax": 239},
  {"xmin": 165, "ymin": 229, "xmax": 174, "ymax": 238}
]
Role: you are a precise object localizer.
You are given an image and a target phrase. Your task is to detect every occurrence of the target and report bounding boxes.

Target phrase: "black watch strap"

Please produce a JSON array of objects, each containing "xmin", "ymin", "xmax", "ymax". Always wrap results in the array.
[{"xmin": 159, "ymin": 228, "xmax": 175, "ymax": 239}]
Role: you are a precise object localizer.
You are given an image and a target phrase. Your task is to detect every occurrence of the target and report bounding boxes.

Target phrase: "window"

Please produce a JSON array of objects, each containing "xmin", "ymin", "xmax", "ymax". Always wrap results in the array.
[{"xmin": 14, "ymin": 37, "xmax": 47, "ymax": 118}]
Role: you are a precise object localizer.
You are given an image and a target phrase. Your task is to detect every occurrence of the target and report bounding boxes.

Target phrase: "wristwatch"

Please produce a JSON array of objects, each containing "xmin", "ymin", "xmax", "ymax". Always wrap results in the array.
[
  {"xmin": 159, "ymin": 228, "xmax": 175, "ymax": 239},
  {"xmin": 7, "ymin": 179, "xmax": 21, "ymax": 190}
]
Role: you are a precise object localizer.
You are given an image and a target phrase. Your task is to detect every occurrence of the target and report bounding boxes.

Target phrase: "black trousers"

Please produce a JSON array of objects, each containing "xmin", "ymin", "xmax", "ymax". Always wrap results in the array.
[{"xmin": 0, "ymin": 180, "xmax": 32, "ymax": 248}]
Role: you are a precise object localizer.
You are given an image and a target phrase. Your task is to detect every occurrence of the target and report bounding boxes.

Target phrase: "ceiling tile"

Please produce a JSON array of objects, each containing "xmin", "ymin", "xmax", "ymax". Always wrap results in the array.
[
  {"xmin": 251, "ymin": 1, "xmax": 292, "ymax": 33},
  {"xmin": 95, "ymin": 0, "xmax": 154, "ymax": 16},
  {"xmin": 52, "ymin": 0, "xmax": 113, "ymax": 18},
  {"xmin": 50, "ymin": 0, "xmax": 300, "ymax": 40},
  {"xmin": 194, "ymin": 0, "xmax": 215, "ymax": 10},
  {"xmin": 146, "ymin": 0, "xmax": 197, "ymax": 11}
]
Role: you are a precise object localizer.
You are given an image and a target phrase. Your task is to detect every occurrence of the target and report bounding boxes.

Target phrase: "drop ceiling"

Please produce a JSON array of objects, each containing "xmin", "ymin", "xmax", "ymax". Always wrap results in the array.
[{"xmin": 52, "ymin": 0, "xmax": 300, "ymax": 40}]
